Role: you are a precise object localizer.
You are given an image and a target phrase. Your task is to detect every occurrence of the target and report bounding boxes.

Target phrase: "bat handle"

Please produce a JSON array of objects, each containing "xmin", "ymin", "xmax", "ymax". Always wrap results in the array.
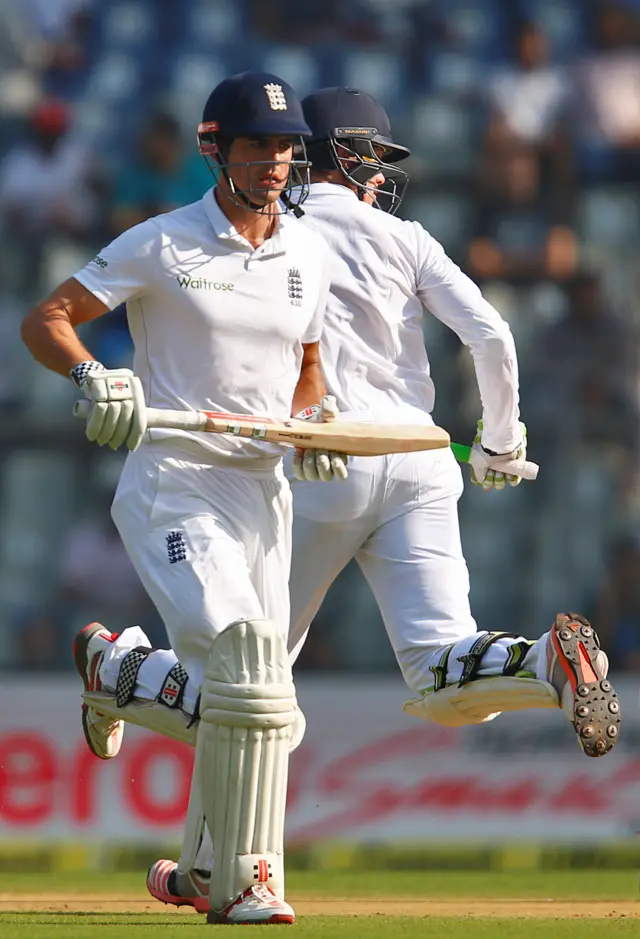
[
  {"xmin": 73, "ymin": 400, "xmax": 207, "ymax": 431},
  {"xmin": 450, "ymin": 442, "xmax": 539, "ymax": 482}
]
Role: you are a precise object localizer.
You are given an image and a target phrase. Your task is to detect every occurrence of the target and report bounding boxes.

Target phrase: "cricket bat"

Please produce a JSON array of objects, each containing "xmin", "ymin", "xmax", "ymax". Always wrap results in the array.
[
  {"xmin": 74, "ymin": 403, "xmax": 539, "ymax": 478},
  {"xmin": 73, "ymin": 401, "xmax": 450, "ymax": 457}
]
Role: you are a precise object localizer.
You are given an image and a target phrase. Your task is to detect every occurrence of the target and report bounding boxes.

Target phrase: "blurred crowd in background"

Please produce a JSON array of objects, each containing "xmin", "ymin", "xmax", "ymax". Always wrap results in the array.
[{"xmin": 1, "ymin": 0, "xmax": 640, "ymax": 674}]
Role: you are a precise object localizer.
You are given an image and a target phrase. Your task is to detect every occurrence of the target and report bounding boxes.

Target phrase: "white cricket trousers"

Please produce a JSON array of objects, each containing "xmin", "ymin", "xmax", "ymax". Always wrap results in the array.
[
  {"xmin": 110, "ymin": 443, "xmax": 292, "ymax": 689},
  {"xmin": 288, "ymin": 445, "xmax": 478, "ymax": 692}
]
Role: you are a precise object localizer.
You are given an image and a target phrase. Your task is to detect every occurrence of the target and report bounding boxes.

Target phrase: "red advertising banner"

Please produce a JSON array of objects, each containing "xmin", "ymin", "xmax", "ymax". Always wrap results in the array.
[{"xmin": 0, "ymin": 676, "xmax": 637, "ymax": 844}]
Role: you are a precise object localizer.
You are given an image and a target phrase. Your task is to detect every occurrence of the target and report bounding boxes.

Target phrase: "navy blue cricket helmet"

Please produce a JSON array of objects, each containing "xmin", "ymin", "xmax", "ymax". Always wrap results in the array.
[
  {"xmin": 198, "ymin": 71, "xmax": 312, "ymax": 214},
  {"xmin": 302, "ymin": 87, "xmax": 410, "ymax": 214}
]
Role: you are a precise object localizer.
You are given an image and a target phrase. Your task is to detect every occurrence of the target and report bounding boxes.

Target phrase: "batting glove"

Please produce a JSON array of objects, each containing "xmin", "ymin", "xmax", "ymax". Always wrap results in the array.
[
  {"xmin": 292, "ymin": 395, "xmax": 349, "ymax": 483},
  {"xmin": 468, "ymin": 419, "xmax": 527, "ymax": 492},
  {"xmin": 71, "ymin": 361, "xmax": 147, "ymax": 451}
]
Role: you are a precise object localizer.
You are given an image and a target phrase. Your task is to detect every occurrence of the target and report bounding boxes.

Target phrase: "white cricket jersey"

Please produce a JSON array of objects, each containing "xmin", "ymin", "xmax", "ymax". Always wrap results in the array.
[
  {"xmin": 74, "ymin": 189, "xmax": 330, "ymax": 466},
  {"xmin": 298, "ymin": 183, "xmax": 521, "ymax": 454}
]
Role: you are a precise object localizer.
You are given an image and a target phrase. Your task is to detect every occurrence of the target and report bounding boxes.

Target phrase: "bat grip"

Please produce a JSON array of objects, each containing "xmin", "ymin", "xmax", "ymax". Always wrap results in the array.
[
  {"xmin": 73, "ymin": 400, "xmax": 206, "ymax": 431},
  {"xmin": 450, "ymin": 442, "xmax": 539, "ymax": 481}
]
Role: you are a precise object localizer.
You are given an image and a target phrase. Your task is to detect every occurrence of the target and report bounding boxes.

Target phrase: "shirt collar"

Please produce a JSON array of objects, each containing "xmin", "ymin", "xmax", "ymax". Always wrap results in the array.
[
  {"xmin": 203, "ymin": 187, "xmax": 287, "ymax": 256},
  {"xmin": 305, "ymin": 182, "xmax": 358, "ymax": 200}
]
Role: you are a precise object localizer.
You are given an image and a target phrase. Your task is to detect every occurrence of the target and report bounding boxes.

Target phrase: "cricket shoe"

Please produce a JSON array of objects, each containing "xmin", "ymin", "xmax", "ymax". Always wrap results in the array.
[
  {"xmin": 547, "ymin": 613, "xmax": 621, "ymax": 758},
  {"xmin": 208, "ymin": 884, "xmax": 295, "ymax": 925},
  {"xmin": 146, "ymin": 859, "xmax": 209, "ymax": 914},
  {"xmin": 73, "ymin": 622, "xmax": 123, "ymax": 760}
]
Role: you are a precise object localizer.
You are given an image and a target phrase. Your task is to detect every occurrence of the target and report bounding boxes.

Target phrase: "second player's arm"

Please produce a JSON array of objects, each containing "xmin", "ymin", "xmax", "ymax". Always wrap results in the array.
[
  {"xmin": 290, "ymin": 340, "xmax": 348, "ymax": 482},
  {"xmin": 415, "ymin": 226, "xmax": 521, "ymax": 455},
  {"xmin": 287, "ymin": 243, "xmax": 348, "ymax": 481},
  {"xmin": 291, "ymin": 341, "xmax": 326, "ymax": 416}
]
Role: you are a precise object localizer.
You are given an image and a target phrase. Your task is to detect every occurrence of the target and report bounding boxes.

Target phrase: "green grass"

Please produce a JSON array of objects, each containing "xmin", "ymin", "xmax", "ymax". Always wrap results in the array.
[
  {"xmin": 0, "ymin": 917, "xmax": 639, "ymax": 939},
  {"xmin": 1, "ymin": 868, "xmax": 638, "ymax": 898},
  {"xmin": 0, "ymin": 869, "xmax": 637, "ymax": 938},
  {"xmin": 292, "ymin": 868, "xmax": 639, "ymax": 898}
]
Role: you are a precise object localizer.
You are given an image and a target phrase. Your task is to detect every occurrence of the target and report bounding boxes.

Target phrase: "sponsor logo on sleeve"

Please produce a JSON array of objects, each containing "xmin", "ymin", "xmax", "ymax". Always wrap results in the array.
[{"xmin": 92, "ymin": 255, "xmax": 108, "ymax": 268}]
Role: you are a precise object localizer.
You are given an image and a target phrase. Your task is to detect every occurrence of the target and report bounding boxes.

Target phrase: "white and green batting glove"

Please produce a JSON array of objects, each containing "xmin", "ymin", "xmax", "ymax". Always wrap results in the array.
[
  {"xmin": 468, "ymin": 419, "xmax": 528, "ymax": 492},
  {"xmin": 292, "ymin": 395, "xmax": 349, "ymax": 483}
]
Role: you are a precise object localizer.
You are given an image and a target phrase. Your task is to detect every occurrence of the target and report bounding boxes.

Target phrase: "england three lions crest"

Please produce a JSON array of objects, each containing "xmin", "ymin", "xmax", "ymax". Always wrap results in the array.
[
  {"xmin": 264, "ymin": 83, "xmax": 287, "ymax": 111},
  {"xmin": 288, "ymin": 268, "xmax": 302, "ymax": 307}
]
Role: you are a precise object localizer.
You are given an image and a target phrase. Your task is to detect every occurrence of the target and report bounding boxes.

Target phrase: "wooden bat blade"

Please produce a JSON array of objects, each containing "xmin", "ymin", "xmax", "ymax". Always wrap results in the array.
[
  {"xmin": 201, "ymin": 412, "xmax": 451, "ymax": 455},
  {"xmin": 224, "ymin": 419, "xmax": 450, "ymax": 456},
  {"xmin": 74, "ymin": 401, "xmax": 450, "ymax": 456}
]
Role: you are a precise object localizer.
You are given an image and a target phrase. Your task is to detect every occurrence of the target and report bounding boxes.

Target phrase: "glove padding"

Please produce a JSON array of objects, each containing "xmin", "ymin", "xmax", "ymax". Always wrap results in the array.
[
  {"xmin": 82, "ymin": 368, "xmax": 147, "ymax": 451},
  {"xmin": 468, "ymin": 419, "xmax": 527, "ymax": 492},
  {"xmin": 292, "ymin": 395, "xmax": 349, "ymax": 483}
]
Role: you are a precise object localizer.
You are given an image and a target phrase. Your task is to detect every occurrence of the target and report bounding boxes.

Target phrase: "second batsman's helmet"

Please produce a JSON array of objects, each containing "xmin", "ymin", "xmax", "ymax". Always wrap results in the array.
[
  {"xmin": 198, "ymin": 71, "xmax": 312, "ymax": 214},
  {"xmin": 302, "ymin": 87, "xmax": 410, "ymax": 214}
]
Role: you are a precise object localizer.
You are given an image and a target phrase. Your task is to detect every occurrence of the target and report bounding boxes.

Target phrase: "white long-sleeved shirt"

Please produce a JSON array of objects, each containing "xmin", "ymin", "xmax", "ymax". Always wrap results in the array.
[{"xmin": 299, "ymin": 183, "xmax": 521, "ymax": 454}]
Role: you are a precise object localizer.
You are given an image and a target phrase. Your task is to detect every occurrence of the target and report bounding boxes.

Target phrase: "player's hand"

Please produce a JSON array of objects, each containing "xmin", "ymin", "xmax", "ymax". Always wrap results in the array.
[
  {"xmin": 468, "ymin": 419, "xmax": 527, "ymax": 492},
  {"xmin": 292, "ymin": 395, "xmax": 349, "ymax": 483},
  {"xmin": 72, "ymin": 362, "xmax": 147, "ymax": 451}
]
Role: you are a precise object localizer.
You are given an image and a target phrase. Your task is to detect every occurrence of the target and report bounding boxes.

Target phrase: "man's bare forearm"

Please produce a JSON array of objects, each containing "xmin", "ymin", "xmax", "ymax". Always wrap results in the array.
[
  {"xmin": 292, "ymin": 360, "xmax": 326, "ymax": 415},
  {"xmin": 21, "ymin": 277, "xmax": 108, "ymax": 377},
  {"xmin": 21, "ymin": 307, "xmax": 94, "ymax": 376}
]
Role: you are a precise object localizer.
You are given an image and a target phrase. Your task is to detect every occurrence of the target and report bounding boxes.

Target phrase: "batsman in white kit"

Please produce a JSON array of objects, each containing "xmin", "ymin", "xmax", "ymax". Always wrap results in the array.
[
  {"xmin": 29, "ymin": 85, "xmax": 620, "ymax": 917},
  {"xmin": 19, "ymin": 71, "xmax": 351, "ymax": 925}
]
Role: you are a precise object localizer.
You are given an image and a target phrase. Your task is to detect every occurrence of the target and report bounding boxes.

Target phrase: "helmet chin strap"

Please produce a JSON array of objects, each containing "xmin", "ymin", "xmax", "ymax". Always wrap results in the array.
[
  {"xmin": 280, "ymin": 192, "xmax": 305, "ymax": 218},
  {"xmin": 220, "ymin": 166, "xmax": 305, "ymax": 218},
  {"xmin": 221, "ymin": 165, "xmax": 270, "ymax": 213}
]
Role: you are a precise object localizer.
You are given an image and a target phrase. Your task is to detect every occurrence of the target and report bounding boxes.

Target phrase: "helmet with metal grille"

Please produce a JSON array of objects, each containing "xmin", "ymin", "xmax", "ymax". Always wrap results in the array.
[
  {"xmin": 198, "ymin": 71, "xmax": 312, "ymax": 215},
  {"xmin": 302, "ymin": 86, "xmax": 410, "ymax": 215}
]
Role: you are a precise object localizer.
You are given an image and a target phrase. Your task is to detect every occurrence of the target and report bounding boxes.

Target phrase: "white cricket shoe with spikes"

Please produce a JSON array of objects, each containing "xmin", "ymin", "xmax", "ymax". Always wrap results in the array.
[
  {"xmin": 73, "ymin": 622, "xmax": 124, "ymax": 759},
  {"xmin": 546, "ymin": 612, "xmax": 621, "ymax": 758},
  {"xmin": 404, "ymin": 612, "xmax": 621, "ymax": 757},
  {"xmin": 208, "ymin": 884, "xmax": 295, "ymax": 925},
  {"xmin": 146, "ymin": 858, "xmax": 296, "ymax": 924}
]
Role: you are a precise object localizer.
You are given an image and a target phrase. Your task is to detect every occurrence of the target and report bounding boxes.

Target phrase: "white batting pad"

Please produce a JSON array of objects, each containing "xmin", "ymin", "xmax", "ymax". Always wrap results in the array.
[
  {"xmin": 198, "ymin": 619, "xmax": 296, "ymax": 913},
  {"xmin": 82, "ymin": 691, "xmax": 198, "ymax": 745},
  {"xmin": 83, "ymin": 695, "xmax": 304, "ymax": 754},
  {"xmin": 289, "ymin": 704, "xmax": 306, "ymax": 752},
  {"xmin": 169, "ymin": 702, "xmax": 304, "ymax": 883},
  {"xmin": 178, "ymin": 768, "xmax": 206, "ymax": 875},
  {"xmin": 404, "ymin": 676, "xmax": 560, "ymax": 728}
]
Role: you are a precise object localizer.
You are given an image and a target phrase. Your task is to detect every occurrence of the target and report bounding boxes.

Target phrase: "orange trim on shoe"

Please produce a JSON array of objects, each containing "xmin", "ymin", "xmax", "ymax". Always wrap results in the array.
[
  {"xmin": 576, "ymin": 642, "xmax": 599, "ymax": 685},
  {"xmin": 146, "ymin": 859, "xmax": 209, "ymax": 914},
  {"xmin": 551, "ymin": 613, "xmax": 621, "ymax": 758}
]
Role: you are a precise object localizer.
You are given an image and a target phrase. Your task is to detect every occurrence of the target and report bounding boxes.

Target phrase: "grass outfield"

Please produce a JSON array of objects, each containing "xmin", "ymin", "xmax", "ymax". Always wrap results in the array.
[
  {"xmin": 0, "ymin": 869, "xmax": 638, "ymax": 938},
  {"xmin": 1, "ymin": 920, "xmax": 640, "ymax": 939}
]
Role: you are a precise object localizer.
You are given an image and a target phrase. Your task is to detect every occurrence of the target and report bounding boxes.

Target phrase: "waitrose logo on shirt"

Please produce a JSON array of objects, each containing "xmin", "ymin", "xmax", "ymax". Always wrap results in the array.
[{"xmin": 176, "ymin": 275, "xmax": 234, "ymax": 291}]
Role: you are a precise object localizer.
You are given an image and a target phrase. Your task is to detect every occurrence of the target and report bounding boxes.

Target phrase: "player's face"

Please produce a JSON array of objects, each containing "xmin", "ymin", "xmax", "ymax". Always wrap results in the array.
[
  {"xmin": 363, "ymin": 171, "xmax": 386, "ymax": 205},
  {"xmin": 335, "ymin": 141, "xmax": 388, "ymax": 201},
  {"xmin": 225, "ymin": 136, "xmax": 294, "ymax": 206}
]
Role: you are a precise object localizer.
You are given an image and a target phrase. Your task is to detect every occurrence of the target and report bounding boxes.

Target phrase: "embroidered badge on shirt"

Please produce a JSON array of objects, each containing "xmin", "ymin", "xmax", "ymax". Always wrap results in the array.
[
  {"xmin": 287, "ymin": 268, "xmax": 302, "ymax": 307},
  {"xmin": 166, "ymin": 530, "xmax": 187, "ymax": 564}
]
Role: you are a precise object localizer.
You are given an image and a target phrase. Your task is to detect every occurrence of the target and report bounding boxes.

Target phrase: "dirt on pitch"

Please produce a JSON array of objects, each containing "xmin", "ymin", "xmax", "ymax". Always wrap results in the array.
[{"xmin": 0, "ymin": 894, "xmax": 638, "ymax": 918}]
